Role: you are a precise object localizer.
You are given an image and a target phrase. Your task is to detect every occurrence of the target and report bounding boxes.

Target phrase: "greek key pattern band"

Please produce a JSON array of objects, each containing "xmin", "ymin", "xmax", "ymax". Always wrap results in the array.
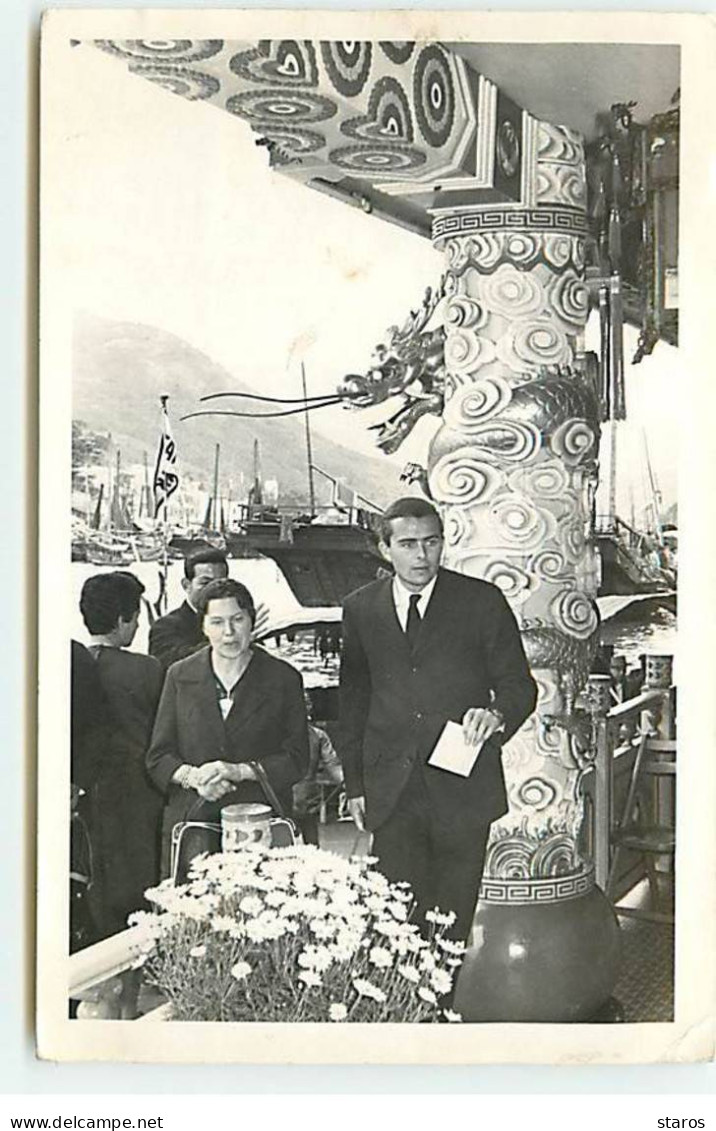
[
  {"xmin": 479, "ymin": 865, "xmax": 595, "ymax": 905},
  {"xmin": 432, "ymin": 206, "xmax": 589, "ymax": 242}
]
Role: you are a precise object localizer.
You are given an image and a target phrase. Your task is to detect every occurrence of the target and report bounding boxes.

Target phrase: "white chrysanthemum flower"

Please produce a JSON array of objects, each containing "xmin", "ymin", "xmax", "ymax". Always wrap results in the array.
[
  {"xmin": 364, "ymin": 895, "xmax": 388, "ymax": 914},
  {"xmin": 397, "ymin": 964, "xmax": 420, "ymax": 984},
  {"xmin": 310, "ymin": 918, "xmax": 338, "ymax": 941},
  {"xmin": 374, "ymin": 917, "xmax": 403, "ymax": 939},
  {"xmin": 264, "ymin": 889, "xmax": 288, "ymax": 907},
  {"xmin": 353, "ymin": 978, "xmax": 387, "ymax": 1003},
  {"xmin": 328, "ymin": 1002, "xmax": 348, "ymax": 1022},
  {"xmin": 436, "ymin": 937, "xmax": 466, "ymax": 956},
  {"xmin": 443, "ymin": 1008, "xmax": 463, "ymax": 1023},
  {"xmin": 387, "ymin": 901, "xmax": 408, "ymax": 921},
  {"xmin": 369, "ymin": 946, "xmax": 393, "ymax": 969},
  {"xmin": 189, "ymin": 944, "xmax": 207, "ymax": 958},
  {"xmin": 210, "ymin": 915, "xmax": 236, "ymax": 933},
  {"xmin": 430, "ymin": 968, "xmax": 453, "ymax": 995},
  {"xmin": 298, "ymin": 969, "xmax": 323, "ymax": 988},
  {"xmin": 424, "ymin": 908, "xmax": 456, "ymax": 927},
  {"xmin": 238, "ymin": 894, "xmax": 263, "ymax": 916},
  {"xmin": 418, "ymin": 986, "xmax": 438, "ymax": 1005},
  {"xmin": 419, "ymin": 951, "xmax": 437, "ymax": 972},
  {"xmin": 230, "ymin": 960, "xmax": 252, "ymax": 981}
]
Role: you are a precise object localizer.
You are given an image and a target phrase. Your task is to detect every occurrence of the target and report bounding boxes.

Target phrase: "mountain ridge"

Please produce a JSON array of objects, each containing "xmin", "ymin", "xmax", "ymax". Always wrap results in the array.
[{"xmin": 73, "ymin": 312, "xmax": 402, "ymax": 508}]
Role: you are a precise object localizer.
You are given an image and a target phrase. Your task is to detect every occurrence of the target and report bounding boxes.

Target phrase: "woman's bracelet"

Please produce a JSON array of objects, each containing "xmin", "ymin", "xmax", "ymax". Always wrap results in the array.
[{"xmin": 173, "ymin": 764, "xmax": 200, "ymax": 790}]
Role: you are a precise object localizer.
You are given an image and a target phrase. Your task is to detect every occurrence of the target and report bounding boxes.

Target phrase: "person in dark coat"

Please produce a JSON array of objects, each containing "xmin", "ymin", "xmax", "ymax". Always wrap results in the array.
[
  {"xmin": 79, "ymin": 571, "xmax": 164, "ymax": 937},
  {"xmin": 146, "ymin": 578, "xmax": 309, "ymax": 875},
  {"xmin": 70, "ymin": 640, "xmax": 109, "ymax": 951},
  {"xmin": 148, "ymin": 548, "xmax": 229, "ymax": 670},
  {"xmin": 339, "ymin": 497, "xmax": 537, "ymax": 945}
]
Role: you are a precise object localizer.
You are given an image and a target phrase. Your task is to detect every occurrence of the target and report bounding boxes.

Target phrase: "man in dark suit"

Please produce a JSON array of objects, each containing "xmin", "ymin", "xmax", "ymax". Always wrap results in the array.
[
  {"xmin": 148, "ymin": 548, "xmax": 229, "ymax": 670},
  {"xmin": 339, "ymin": 497, "xmax": 537, "ymax": 945}
]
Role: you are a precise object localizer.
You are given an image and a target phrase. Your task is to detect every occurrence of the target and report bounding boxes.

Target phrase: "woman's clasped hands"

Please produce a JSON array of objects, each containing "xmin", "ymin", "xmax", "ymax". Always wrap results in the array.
[{"xmin": 191, "ymin": 760, "xmax": 255, "ymax": 801}]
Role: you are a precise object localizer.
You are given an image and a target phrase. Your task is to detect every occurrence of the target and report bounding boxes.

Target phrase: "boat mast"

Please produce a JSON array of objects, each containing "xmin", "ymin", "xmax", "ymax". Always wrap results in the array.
[
  {"xmin": 212, "ymin": 443, "xmax": 220, "ymax": 531},
  {"xmin": 140, "ymin": 450, "xmax": 150, "ymax": 519},
  {"xmin": 607, "ymin": 420, "xmax": 618, "ymax": 529},
  {"xmin": 301, "ymin": 362, "xmax": 316, "ymax": 518},
  {"xmin": 642, "ymin": 430, "xmax": 664, "ymax": 545}
]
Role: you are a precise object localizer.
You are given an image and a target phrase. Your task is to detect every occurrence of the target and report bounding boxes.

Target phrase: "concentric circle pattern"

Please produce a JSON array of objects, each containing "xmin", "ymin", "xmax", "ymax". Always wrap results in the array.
[
  {"xmin": 479, "ymin": 264, "xmax": 545, "ymax": 320},
  {"xmin": 413, "ymin": 45, "xmax": 455, "ymax": 148},
  {"xmin": 551, "ymin": 589, "xmax": 598, "ymax": 640},
  {"xmin": 489, "ymin": 495, "xmax": 552, "ymax": 549},
  {"xmin": 258, "ymin": 127, "xmax": 326, "ymax": 154},
  {"xmin": 443, "ymin": 329, "xmax": 496, "ymax": 374},
  {"xmin": 320, "ymin": 41, "xmax": 372, "ymax": 97},
  {"xmin": 226, "ymin": 89, "xmax": 337, "ymax": 125},
  {"xmin": 341, "ymin": 76, "xmax": 414, "ymax": 143},
  {"xmin": 379, "ymin": 41, "xmax": 415, "ymax": 65},
  {"xmin": 128, "ymin": 65, "xmax": 220, "ymax": 101},
  {"xmin": 327, "ymin": 143, "xmax": 426, "ymax": 173},
  {"xmin": 484, "ymin": 560, "xmax": 533, "ymax": 604},
  {"xmin": 516, "ymin": 776, "xmax": 558, "ymax": 812},
  {"xmin": 431, "ymin": 451, "xmax": 504, "ymax": 507},
  {"xmin": 444, "ymin": 295, "xmax": 486, "ymax": 331},
  {"xmin": 229, "ymin": 40, "xmax": 318, "ymax": 87},
  {"xmin": 497, "ymin": 321, "xmax": 572, "ymax": 372},
  {"xmin": 529, "ymin": 548, "xmax": 571, "ymax": 583},
  {"xmin": 550, "ymin": 270, "xmax": 589, "ymax": 328},
  {"xmin": 550, "ymin": 418, "xmax": 596, "ymax": 465},
  {"xmin": 443, "ymin": 376, "xmax": 512, "ymax": 431},
  {"xmin": 442, "ymin": 507, "xmax": 473, "ymax": 548},
  {"xmin": 96, "ymin": 39, "xmax": 224, "ymax": 62}
]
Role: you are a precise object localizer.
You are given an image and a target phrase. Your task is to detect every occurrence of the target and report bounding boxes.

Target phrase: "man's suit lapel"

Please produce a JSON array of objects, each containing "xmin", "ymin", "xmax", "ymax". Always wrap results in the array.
[
  {"xmin": 373, "ymin": 577, "xmax": 411, "ymax": 657},
  {"xmin": 412, "ymin": 569, "xmax": 453, "ymax": 657}
]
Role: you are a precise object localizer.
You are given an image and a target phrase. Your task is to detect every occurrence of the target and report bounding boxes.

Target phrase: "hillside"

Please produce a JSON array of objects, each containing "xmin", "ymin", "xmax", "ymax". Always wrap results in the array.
[{"xmin": 73, "ymin": 312, "xmax": 402, "ymax": 507}]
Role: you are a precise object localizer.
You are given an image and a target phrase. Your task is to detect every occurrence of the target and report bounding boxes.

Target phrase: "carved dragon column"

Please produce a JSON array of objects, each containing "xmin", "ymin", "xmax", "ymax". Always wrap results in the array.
[{"xmin": 430, "ymin": 127, "xmax": 620, "ymax": 1021}]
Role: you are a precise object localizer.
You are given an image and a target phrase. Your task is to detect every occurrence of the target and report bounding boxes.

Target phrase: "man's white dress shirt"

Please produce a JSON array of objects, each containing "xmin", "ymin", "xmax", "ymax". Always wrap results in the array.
[{"xmin": 392, "ymin": 574, "xmax": 438, "ymax": 631}]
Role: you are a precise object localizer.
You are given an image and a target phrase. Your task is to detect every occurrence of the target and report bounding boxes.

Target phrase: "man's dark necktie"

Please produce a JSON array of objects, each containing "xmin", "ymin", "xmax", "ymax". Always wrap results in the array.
[{"xmin": 405, "ymin": 593, "xmax": 422, "ymax": 650}]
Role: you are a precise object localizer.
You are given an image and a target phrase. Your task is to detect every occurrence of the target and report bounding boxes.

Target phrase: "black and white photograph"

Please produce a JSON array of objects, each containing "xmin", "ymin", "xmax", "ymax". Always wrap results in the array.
[{"xmin": 36, "ymin": 9, "xmax": 715, "ymax": 1064}]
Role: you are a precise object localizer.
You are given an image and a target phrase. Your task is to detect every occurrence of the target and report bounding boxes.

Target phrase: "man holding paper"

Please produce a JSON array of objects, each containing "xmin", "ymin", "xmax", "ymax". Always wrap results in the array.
[{"xmin": 339, "ymin": 497, "xmax": 537, "ymax": 944}]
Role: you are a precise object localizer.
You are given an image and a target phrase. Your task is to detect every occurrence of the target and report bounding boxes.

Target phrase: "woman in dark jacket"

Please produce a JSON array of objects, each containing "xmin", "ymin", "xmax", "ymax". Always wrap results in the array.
[{"xmin": 146, "ymin": 578, "xmax": 309, "ymax": 874}]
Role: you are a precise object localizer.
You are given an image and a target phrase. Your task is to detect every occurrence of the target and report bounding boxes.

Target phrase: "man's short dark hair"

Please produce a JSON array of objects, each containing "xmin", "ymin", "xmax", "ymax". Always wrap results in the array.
[
  {"xmin": 195, "ymin": 577, "xmax": 256, "ymax": 626},
  {"xmin": 379, "ymin": 497, "xmax": 443, "ymax": 545},
  {"xmin": 183, "ymin": 546, "xmax": 229, "ymax": 581},
  {"xmin": 79, "ymin": 571, "xmax": 145, "ymax": 635}
]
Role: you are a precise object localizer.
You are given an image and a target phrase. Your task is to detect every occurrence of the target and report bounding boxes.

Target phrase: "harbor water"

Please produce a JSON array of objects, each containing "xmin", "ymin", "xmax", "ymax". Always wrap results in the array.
[{"xmin": 71, "ymin": 558, "xmax": 677, "ymax": 688}]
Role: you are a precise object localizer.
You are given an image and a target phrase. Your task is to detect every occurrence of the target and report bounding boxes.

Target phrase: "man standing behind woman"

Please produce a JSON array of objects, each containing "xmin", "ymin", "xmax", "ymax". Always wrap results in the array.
[
  {"xmin": 76, "ymin": 571, "xmax": 163, "ymax": 938},
  {"xmin": 148, "ymin": 547, "xmax": 229, "ymax": 670}
]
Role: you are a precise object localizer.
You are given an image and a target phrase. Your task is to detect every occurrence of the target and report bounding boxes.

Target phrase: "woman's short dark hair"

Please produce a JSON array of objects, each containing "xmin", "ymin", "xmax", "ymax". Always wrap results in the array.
[
  {"xmin": 79, "ymin": 571, "xmax": 145, "ymax": 635},
  {"xmin": 195, "ymin": 578, "xmax": 256, "ymax": 626},
  {"xmin": 379, "ymin": 496, "xmax": 443, "ymax": 545}
]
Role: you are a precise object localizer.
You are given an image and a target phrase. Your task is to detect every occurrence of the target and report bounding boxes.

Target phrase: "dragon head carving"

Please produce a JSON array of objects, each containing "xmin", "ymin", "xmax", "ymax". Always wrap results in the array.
[{"xmin": 338, "ymin": 280, "xmax": 447, "ymax": 452}]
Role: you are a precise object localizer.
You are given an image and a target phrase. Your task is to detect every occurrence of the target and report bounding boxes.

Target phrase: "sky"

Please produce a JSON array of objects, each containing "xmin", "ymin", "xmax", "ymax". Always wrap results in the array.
[{"xmin": 58, "ymin": 39, "xmax": 677, "ymax": 521}]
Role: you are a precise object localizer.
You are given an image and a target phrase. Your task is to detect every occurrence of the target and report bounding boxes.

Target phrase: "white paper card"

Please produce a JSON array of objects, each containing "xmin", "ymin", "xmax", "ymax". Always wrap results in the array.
[{"xmin": 427, "ymin": 721, "xmax": 483, "ymax": 777}]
